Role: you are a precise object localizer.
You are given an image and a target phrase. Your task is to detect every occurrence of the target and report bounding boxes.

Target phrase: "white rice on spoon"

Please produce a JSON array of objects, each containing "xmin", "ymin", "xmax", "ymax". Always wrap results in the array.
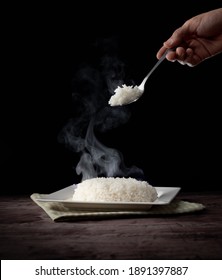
[{"xmin": 108, "ymin": 84, "xmax": 143, "ymax": 106}]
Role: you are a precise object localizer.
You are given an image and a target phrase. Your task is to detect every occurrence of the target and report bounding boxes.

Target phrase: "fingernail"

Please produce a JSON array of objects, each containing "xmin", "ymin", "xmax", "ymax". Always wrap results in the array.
[{"xmin": 178, "ymin": 60, "xmax": 185, "ymax": 65}]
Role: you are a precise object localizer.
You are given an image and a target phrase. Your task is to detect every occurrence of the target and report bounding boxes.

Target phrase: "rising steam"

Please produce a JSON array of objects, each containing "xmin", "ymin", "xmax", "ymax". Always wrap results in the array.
[{"xmin": 58, "ymin": 38, "xmax": 144, "ymax": 182}]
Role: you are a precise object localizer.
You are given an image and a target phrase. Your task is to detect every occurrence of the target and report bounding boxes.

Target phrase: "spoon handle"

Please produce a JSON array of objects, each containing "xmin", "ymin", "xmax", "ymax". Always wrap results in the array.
[{"xmin": 139, "ymin": 49, "xmax": 170, "ymax": 89}]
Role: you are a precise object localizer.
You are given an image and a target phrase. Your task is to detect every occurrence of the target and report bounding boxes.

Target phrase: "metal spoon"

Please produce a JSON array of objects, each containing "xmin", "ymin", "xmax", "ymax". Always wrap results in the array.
[
  {"xmin": 137, "ymin": 49, "xmax": 169, "ymax": 94},
  {"xmin": 109, "ymin": 49, "xmax": 170, "ymax": 106}
]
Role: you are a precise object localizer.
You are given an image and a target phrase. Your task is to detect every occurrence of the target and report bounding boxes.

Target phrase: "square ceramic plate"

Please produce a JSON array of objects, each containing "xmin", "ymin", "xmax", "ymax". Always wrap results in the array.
[{"xmin": 35, "ymin": 185, "xmax": 181, "ymax": 211}]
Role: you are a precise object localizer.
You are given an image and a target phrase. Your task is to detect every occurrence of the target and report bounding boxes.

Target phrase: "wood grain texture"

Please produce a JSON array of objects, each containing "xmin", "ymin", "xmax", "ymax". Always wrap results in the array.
[{"xmin": 0, "ymin": 192, "xmax": 222, "ymax": 260}]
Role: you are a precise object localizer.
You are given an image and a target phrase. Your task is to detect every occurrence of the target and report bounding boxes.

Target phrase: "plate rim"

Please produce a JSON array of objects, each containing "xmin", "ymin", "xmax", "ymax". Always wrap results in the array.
[{"xmin": 35, "ymin": 185, "xmax": 181, "ymax": 206}]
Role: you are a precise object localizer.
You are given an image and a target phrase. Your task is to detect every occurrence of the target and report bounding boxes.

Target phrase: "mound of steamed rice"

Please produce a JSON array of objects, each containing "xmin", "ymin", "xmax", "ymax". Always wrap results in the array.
[
  {"xmin": 72, "ymin": 177, "xmax": 157, "ymax": 202},
  {"xmin": 108, "ymin": 84, "xmax": 143, "ymax": 106}
]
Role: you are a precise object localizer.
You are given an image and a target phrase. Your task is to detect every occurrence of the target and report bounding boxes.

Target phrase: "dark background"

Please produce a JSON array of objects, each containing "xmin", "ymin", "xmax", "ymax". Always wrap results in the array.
[{"xmin": 2, "ymin": 1, "xmax": 222, "ymax": 194}]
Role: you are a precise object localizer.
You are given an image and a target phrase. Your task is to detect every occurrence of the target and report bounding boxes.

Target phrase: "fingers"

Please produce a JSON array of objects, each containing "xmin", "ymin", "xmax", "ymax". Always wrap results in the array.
[
  {"xmin": 156, "ymin": 47, "xmax": 181, "ymax": 62},
  {"xmin": 156, "ymin": 45, "xmax": 168, "ymax": 59},
  {"xmin": 156, "ymin": 28, "xmax": 187, "ymax": 61},
  {"xmin": 156, "ymin": 25, "xmax": 193, "ymax": 63},
  {"xmin": 157, "ymin": 46, "xmax": 200, "ymax": 66},
  {"xmin": 168, "ymin": 47, "xmax": 187, "ymax": 63},
  {"xmin": 169, "ymin": 47, "xmax": 195, "ymax": 66},
  {"xmin": 175, "ymin": 47, "xmax": 201, "ymax": 66}
]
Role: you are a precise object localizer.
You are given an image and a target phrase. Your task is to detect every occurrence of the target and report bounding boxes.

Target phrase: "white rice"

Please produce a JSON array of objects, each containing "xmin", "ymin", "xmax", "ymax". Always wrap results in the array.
[
  {"xmin": 108, "ymin": 84, "xmax": 143, "ymax": 106},
  {"xmin": 72, "ymin": 177, "xmax": 157, "ymax": 202}
]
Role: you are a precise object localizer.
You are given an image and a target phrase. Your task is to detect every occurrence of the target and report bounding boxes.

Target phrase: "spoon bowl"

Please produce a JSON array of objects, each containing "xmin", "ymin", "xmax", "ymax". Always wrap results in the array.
[{"xmin": 108, "ymin": 49, "xmax": 170, "ymax": 106}]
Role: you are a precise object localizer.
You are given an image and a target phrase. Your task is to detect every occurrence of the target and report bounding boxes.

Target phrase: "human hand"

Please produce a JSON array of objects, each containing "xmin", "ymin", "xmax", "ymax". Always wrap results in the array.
[{"xmin": 157, "ymin": 8, "xmax": 222, "ymax": 66}]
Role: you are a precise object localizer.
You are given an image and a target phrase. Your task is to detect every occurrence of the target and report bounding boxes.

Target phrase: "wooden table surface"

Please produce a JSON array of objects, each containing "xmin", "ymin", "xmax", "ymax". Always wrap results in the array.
[{"xmin": 0, "ymin": 191, "xmax": 222, "ymax": 260}]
